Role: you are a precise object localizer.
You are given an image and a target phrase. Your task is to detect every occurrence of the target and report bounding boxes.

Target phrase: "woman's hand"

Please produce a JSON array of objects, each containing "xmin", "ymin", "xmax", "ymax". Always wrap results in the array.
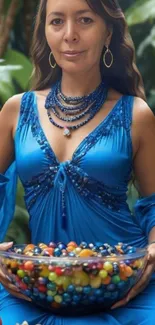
[
  {"xmin": 111, "ymin": 243, "xmax": 155, "ymax": 310},
  {"xmin": 0, "ymin": 242, "xmax": 31, "ymax": 302}
]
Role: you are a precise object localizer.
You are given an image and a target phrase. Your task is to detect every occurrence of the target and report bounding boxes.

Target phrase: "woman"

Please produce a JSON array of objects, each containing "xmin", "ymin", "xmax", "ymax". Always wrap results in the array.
[{"xmin": 0, "ymin": 0, "xmax": 155, "ymax": 324}]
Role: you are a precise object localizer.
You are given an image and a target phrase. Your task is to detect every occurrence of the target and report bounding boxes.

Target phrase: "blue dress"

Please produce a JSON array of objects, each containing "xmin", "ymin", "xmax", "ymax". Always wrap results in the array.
[{"xmin": 0, "ymin": 92, "xmax": 155, "ymax": 325}]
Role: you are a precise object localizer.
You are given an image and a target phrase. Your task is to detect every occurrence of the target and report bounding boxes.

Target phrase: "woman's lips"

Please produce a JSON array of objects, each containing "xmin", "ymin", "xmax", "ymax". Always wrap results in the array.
[{"xmin": 62, "ymin": 51, "xmax": 84, "ymax": 58}]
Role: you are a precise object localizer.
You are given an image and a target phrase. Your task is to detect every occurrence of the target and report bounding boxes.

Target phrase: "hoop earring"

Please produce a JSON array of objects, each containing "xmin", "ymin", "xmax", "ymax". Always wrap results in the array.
[
  {"xmin": 103, "ymin": 46, "xmax": 113, "ymax": 68},
  {"xmin": 49, "ymin": 52, "xmax": 57, "ymax": 69}
]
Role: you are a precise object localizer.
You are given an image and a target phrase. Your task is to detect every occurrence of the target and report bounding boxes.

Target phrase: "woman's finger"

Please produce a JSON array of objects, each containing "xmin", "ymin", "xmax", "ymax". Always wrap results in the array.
[
  {"xmin": 111, "ymin": 296, "xmax": 128, "ymax": 309},
  {"xmin": 4, "ymin": 286, "xmax": 31, "ymax": 302},
  {"xmin": 147, "ymin": 243, "xmax": 155, "ymax": 263},
  {"xmin": 0, "ymin": 278, "xmax": 21, "ymax": 292},
  {"xmin": 0, "ymin": 242, "xmax": 13, "ymax": 250},
  {"xmin": 111, "ymin": 263, "xmax": 154, "ymax": 309}
]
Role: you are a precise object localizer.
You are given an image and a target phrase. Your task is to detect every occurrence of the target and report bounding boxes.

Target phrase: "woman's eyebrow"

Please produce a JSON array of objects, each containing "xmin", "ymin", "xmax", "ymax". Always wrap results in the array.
[{"xmin": 47, "ymin": 9, "xmax": 92, "ymax": 18}]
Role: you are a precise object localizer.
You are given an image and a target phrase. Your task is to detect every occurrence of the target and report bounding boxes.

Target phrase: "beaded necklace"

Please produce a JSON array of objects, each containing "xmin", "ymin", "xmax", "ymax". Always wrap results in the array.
[{"xmin": 45, "ymin": 79, "xmax": 108, "ymax": 137}]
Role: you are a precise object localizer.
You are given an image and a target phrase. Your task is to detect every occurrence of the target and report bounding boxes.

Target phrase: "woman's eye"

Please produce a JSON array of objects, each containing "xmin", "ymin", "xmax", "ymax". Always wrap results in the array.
[
  {"xmin": 51, "ymin": 18, "xmax": 63, "ymax": 25},
  {"xmin": 80, "ymin": 17, "xmax": 93, "ymax": 24}
]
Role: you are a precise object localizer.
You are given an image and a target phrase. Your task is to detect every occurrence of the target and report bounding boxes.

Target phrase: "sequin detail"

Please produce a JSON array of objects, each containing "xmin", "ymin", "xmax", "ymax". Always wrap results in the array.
[{"xmin": 24, "ymin": 161, "xmax": 126, "ymax": 224}]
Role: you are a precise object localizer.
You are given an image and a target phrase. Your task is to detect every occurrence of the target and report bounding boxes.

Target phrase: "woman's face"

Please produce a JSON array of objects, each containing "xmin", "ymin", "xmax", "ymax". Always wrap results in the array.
[{"xmin": 45, "ymin": 0, "xmax": 112, "ymax": 74}]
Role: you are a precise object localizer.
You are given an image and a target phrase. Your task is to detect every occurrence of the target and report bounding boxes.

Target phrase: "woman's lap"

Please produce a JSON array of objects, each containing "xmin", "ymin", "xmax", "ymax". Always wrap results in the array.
[{"xmin": 1, "ymin": 277, "xmax": 155, "ymax": 325}]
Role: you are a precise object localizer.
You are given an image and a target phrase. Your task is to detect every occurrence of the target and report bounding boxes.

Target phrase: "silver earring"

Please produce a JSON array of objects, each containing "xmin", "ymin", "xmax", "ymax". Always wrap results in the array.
[
  {"xmin": 103, "ymin": 45, "xmax": 113, "ymax": 68},
  {"xmin": 49, "ymin": 52, "xmax": 57, "ymax": 69}
]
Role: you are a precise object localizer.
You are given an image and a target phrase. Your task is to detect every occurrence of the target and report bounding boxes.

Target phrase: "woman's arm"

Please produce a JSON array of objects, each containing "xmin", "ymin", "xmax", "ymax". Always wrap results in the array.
[
  {"xmin": 132, "ymin": 97, "xmax": 155, "ymax": 242},
  {"xmin": 133, "ymin": 97, "xmax": 155, "ymax": 197},
  {"xmin": 112, "ymin": 97, "xmax": 155, "ymax": 309},
  {"xmin": 0, "ymin": 94, "xmax": 31, "ymax": 302},
  {"xmin": 0, "ymin": 95, "xmax": 21, "ymax": 173}
]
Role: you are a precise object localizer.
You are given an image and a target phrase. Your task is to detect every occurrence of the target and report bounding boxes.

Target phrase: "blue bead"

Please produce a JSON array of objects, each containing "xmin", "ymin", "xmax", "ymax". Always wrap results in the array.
[
  {"xmin": 100, "ymin": 249, "xmax": 108, "ymax": 256},
  {"xmin": 97, "ymin": 297, "xmax": 104, "ymax": 303},
  {"xmin": 117, "ymin": 281, "xmax": 126, "ymax": 290},
  {"xmin": 89, "ymin": 295, "xmax": 96, "ymax": 302},
  {"xmin": 68, "ymin": 252, "xmax": 76, "ymax": 257},
  {"xmin": 107, "ymin": 284, "xmax": 116, "ymax": 292},
  {"xmin": 63, "ymin": 293, "xmax": 71, "ymax": 302},
  {"xmin": 47, "ymin": 283, "xmax": 56, "ymax": 290},
  {"xmin": 72, "ymin": 295, "xmax": 81, "ymax": 302},
  {"xmin": 39, "ymin": 293, "xmax": 46, "ymax": 300},
  {"xmin": 33, "ymin": 288, "xmax": 39, "ymax": 296},
  {"xmin": 94, "ymin": 288, "xmax": 103, "ymax": 296},
  {"xmin": 25, "ymin": 289, "xmax": 31, "ymax": 296},
  {"xmin": 80, "ymin": 241, "xmax": 88, "ymax": 249},
  {"xmin": 67, "ymin": 285, "xmax": 75, "ymax": 293},
  {"xmin": 23, "ymin": 276, "xmax": 30, "ymax": 284},
  {"xmin": 47, "ymin": 296, "xmax": 54, "ymax": 302},
  {"xmin": 54, "ymin": 248, "xmax": 62, "ymax": 257},
  {"xmin": 83, "ymin": 285, "xmax": 92, "ymax": 295},
  {"xmin": 33, "ymin": 247, "xmax": 42, "ymax": 255},
  {"xmin": 57, "ymin": 243, "xmax": 66, "ymax": 250}
]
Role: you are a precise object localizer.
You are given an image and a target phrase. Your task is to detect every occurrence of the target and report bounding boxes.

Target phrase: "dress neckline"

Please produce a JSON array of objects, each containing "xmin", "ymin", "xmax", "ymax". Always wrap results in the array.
[{"xmin": 32, "ymin": 91, "xmax": 125, "ymax": 165}]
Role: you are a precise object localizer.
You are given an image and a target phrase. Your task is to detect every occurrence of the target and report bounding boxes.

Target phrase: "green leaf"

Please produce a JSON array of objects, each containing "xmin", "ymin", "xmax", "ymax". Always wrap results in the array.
[
  {"xmin": 126, "ymin": 0, "xmax": 155, "ymax": 25},
  {"xmin": 0, "ymin": 81, "xmax": 15, "ymax": 103},
  {"xmin": 0, "ymin": 63, "xmax": 21, "ymax": 102},
  {"xmin": 3, "ymin": 49, "xmax": 32, "ymax": 90},
  {"xmin": 137, "ymin": 25, "xmax": 155, "ymax": 56}
]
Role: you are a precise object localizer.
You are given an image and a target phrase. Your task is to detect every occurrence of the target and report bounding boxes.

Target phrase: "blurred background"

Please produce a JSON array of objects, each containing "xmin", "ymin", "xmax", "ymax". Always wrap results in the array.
[{"xmin": 0, "ymin": 0, "xmax": 155, "ymax": 244}]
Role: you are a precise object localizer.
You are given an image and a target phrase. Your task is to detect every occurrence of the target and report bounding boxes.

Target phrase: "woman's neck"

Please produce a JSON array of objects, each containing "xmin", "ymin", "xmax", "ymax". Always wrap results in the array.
[{"xmin": 60, "ymin": 70, "xmax": 102, "ymax": 98}]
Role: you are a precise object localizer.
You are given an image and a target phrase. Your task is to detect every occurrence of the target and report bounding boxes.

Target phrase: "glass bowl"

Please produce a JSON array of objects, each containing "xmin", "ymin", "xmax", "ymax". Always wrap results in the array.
[{"xmin": 0, "ymin": 244, "xmax": 147, "ymax": 315}]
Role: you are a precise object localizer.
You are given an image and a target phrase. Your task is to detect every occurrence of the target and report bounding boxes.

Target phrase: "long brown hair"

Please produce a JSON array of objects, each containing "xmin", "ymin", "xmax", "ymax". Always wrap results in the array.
[{"xmin": 30, "ymin": 0, "xmax": 146, "ymax": 100}]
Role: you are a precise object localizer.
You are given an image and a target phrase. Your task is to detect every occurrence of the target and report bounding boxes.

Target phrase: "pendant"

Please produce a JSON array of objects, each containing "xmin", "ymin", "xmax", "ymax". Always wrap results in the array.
[{"xmin": 63, "ymin": 126, "xmax": 71, "ymax": 137}]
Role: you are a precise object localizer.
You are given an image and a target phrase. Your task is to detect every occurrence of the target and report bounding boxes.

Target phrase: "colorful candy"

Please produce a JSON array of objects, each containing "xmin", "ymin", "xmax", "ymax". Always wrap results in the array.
[{"xmin": 0, "ymin": 241, "xmax": 146, "ymax": 313}]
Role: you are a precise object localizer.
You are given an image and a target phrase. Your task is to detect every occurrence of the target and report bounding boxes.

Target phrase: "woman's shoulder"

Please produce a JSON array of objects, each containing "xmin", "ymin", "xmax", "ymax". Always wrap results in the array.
[
  {"xmin": 1, "ymin": 93, "xmax": 25, "ymax": 119},
  {"xmin": 132, "ymin": 96, "xmax": 154, "ymax": 126}
]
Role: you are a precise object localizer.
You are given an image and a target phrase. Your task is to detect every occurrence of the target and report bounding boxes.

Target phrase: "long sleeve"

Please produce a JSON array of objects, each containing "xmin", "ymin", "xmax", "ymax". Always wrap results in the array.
[
  {"xmin": 0, "ymin": 162, "xmax": 17, "ymax": 242},
  {"xmin": 134, "ymin": 193, "xmax": 155, "ymax": 238}
]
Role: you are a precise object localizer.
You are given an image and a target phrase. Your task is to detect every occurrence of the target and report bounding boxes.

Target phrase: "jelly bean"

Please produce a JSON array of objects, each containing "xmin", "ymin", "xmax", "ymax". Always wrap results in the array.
[
  {"xmin": 23, "ymin": 244, "xmax": 35, "ymax": 253},
  {"xmin": 48, "ymin": 272, "xmax": 57, "ymax": 282},
  {"xmin": 124, "ymin": 266, "xmax": 133, "ymax": 277},
  {"xmin": 107, "ymin": 283, "xmax": 116, "ymax": 292},
  {"xmin": 54, "ymin": 248, "xmax": 62, "ymax": 257},
  {"xmin": 40, "ymin": 266, "xmax": 49, "ymax": 277},
  {"xmin": 67, "ymin": 284, "xmax": 75, "ymax": 293},
  {"xmin": 90, "ymin": 276, "xmax": 101, "ymax": 288},
  {"xmin": 78, "ymin": 249, "xmax": 96, "ymax": 257},
  {"xmin": 55, "ymin": 267, "xmax": 63, "ymax": 276},
  {"xmin": 111, "ymin": 275, "xmax": 121, "ymax": 284},
  {"xmin": 47, "ymin": 282, "xmax": 56, "ymax": 291},
  {"xmin": 99, "ymin": 270, "xmax": 108, "ymax": 279},
  {"xmin": 102, "ymin": 275, "xmax": 111, "ymax": 285},
  {"xmin": 24, "ymin": 261, "xmax": 34, "ymax": 271},
  {"xmin": 47, "ymin": 296, "xmax": 54, "ymax": 302},
  {"xmin": 83, "ymin": 285, "xmax": 92, "ymax": 294},
  {"xmin": 38, "ymin": 277, "xmax": 48, "ymax": 285},
  {"xmin": 49, "ymin": 242, "xmax": 57, "ymax": 248},
  {"xmin": 67, "ymin": 241, "xmax": 78, "ymax": 248},
  {"xmin": 63, "ymin": 293, "xmax": 71, "ymax": 302},
  {"xmin": 80, "ymin": 242, "xmax": 88, "ymax": 249},
  {"xmin": 17, "ymin": 270, "xmax": 25, "ymax": 278},
  {"xmin": 103, "ymin": 261, "xmax": 113, "ymax": 273},
  {"xmin": 38, "ymin": 285, "xmax": 47, "ymax": 293},
  {"xmin": 54, "ymin": 295, "xmax": 63, "ymax": 303}
]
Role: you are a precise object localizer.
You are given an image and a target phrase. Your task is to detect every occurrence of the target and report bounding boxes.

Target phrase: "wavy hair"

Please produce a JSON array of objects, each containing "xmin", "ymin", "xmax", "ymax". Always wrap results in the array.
[{"xmin": 30, "ymin": 0, "xmax": 146, "ymax": 100}]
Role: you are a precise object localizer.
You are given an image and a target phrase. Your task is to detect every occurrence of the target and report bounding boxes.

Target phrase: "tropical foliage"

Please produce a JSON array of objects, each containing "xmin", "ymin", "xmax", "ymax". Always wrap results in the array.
[{"xmin": 0, "ymin": 0, "xmax": 154, "ymax": 243}]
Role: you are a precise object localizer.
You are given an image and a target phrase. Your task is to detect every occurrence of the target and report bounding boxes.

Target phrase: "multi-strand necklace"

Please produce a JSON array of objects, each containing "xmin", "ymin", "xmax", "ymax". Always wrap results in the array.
[{"xmin": 45, "ymin": 79, "xmax": 108, "ymax": 137}]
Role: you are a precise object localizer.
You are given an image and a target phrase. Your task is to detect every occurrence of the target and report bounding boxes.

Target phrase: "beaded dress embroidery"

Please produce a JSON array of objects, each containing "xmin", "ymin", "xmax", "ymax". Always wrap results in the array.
[{"xmin": 16, "ymin": 91, "xmax": 134, "ymax": 232}]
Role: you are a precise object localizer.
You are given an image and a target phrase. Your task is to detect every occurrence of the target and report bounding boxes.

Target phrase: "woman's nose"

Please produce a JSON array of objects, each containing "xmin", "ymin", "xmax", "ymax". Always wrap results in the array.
[{"xmin": 63, "ymin": 21, "xmax": 79, "ymax": 43}]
